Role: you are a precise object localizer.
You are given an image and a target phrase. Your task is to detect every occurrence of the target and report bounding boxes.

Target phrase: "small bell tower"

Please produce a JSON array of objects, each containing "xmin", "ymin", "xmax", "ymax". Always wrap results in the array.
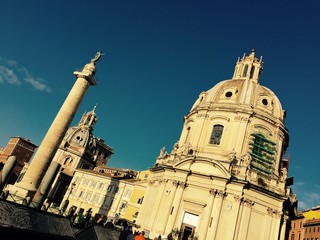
[
  {"xmin": 78, "ymin": 105, "xmax": 98, "ymax": 130},
  {"xmin": 232, "ymin": 49, "xmax": 263, "ymax": 83}
]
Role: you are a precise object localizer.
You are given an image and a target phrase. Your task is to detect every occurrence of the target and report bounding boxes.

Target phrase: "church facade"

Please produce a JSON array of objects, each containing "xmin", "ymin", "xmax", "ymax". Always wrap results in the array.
[
  {"xmin": 47, "ymin": 106, "xmax": 114, "ymax": 206},
  {"xmin": 136, "ymin": 50, "xmax": 296, "ymax": 240}
]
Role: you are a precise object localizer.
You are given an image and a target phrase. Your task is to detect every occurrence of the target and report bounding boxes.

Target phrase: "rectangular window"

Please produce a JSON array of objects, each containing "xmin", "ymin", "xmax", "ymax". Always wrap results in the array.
[
  {"xmin": 138, "ymin": 196, "xmax": 144, "ymax": 204},
  {"xmin": 85, "ymin": 192, "xmax": 92, "ymax": 201},
  {"xmin": 90, "ymin": 181, "xmax": 97, "ymax": 188},
  {"xmin": 120, "ymin": 202, "xmax": 127, "ymax": 213},
  {"xmin": 82, "ymin": 179, "xmax": 89, "ymax": 186},
  {"xmin": 124, "ymin": 189, "xmax": 132, "ymax": 198},
  {"xmin": 92, "ymin": 194, "xmax": 99, "ymax": 203},
  {"xmin": 113, "ymin": 186, "xmax": 119, "ymax": 193},
  {"xmin": 78, "ymin": 190, "xmax": 84, "ymax": 199},
  {"xmin": 209, "ymin": 124, "xmax": 224, "ymax": 145}
]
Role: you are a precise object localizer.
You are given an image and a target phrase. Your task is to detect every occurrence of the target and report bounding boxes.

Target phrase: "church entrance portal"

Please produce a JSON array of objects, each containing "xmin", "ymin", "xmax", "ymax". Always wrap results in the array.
[
  {"xmin": 181, "ymin": 224, "xmax": 195, "ymax": 240},
  {"xmin": 181, "ymin": 212, "xmax": 198, "ymax": 240}
]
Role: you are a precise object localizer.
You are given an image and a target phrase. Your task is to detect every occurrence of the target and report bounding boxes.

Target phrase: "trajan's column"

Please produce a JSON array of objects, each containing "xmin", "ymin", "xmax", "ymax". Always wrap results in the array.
[{"xmin": 9, "ymin": 52, "xmax": 103, "ymax": 205}]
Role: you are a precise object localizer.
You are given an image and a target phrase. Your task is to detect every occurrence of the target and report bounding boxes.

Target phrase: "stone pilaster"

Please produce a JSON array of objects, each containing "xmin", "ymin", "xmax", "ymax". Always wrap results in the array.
[{"xmin": 207, "ymin": 189, "xmax": 227, "ymax": 240}]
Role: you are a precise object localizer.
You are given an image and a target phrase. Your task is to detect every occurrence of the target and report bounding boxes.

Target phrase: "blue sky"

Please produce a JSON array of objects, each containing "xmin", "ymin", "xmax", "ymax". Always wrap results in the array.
[{"xmin": 1, "ymin": 0, "xmax": 320, "ymax": 210}]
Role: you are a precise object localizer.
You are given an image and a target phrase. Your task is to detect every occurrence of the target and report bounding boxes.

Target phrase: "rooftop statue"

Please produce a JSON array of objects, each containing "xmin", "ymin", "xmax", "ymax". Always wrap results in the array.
[{"xmin": 90, "ymin": 51, "xmax": 104, "ymax": 63}]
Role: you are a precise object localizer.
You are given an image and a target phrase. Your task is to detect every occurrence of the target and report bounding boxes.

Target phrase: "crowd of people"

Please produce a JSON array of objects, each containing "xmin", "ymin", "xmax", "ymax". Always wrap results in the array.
[
  {"xmin": 118, "ymin": 220, "xmax": 146, "ymax": 240},
  {"xmin": 67, "ymin": 207, "xmax": 93, "ymax": 229},
  {"xmin": 118, "ymin": 220, "xmax": 174, "ymax": 240},
  {"xmin": 66, "ymin": 207, "xmax": 175, "ymax": 239}
]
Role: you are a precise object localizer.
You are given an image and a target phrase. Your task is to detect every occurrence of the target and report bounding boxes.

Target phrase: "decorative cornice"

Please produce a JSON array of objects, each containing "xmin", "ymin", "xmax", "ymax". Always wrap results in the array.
[
  {"xmin": 148, "ymin": 178, "xmax": 169, "ymax": 185},
  {"xmin": 242, "ymin": 198, "xmax": 255, "ymax": 207},
  {"xmin": 267, "ymin": 207, "xmax": 282, "ymax": 218},
  {"xmin": 234, "ymin": 195, "xmax": 242, "ymax": 202},
  {"xmin": 172, "ymin": 180, "xmax": 188, "ymax": 189}
]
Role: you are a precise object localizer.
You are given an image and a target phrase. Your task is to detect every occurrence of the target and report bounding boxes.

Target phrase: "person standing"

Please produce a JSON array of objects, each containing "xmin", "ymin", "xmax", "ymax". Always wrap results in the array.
[
  {"xmin": 119, "ymin": 221, "xmax": 130, "ymax": 240},
  {"xmin": 134, "ymin": 231, "xmax": 146, "ymax": 240},
  {"xmin": 82, "ymin": 208, "xmax": 92, "ymax": 228},
  {"xmin": 67, "ymin": 206, "xmax": 76, "ymax": 220}
]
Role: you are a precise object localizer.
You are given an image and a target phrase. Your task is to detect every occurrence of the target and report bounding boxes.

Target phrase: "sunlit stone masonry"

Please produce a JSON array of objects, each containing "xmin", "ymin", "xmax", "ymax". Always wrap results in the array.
[
  {"xmin": 136, "ymin": 50, "xmax": 296, "ymax": 240},
  {"xmin": 5, "ymin": 52, "xmax": 103, "ymax": 207}
]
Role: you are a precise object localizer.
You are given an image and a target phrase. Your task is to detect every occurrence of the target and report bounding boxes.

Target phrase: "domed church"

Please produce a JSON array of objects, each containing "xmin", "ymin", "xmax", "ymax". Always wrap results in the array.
[{"xmin": 136, "ymin": 50, "xmax": 296, "ymax": 240}]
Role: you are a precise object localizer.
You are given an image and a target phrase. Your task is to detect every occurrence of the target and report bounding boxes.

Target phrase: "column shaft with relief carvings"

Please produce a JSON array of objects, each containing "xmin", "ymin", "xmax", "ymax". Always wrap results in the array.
[{"xmin": 13, "ymin": 53, "xmax": 101, "ymax": 202}]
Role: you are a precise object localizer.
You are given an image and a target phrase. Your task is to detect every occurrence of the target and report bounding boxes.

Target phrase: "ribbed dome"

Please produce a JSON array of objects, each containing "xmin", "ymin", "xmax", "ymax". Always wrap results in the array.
[
  {"xmin": 191, "ymin": 50, "xmax": 286, "ymax": 121},
  {"xmin": 191, "ymin": 78, "xmax": 285, "ymax": 121},
  {"xmin": 62, "ymin": 106, "xmax": 98, "ymax": 150}
]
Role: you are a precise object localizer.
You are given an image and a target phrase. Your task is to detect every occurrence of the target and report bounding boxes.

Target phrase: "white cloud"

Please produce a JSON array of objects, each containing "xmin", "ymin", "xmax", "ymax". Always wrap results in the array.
[
  {"xmin": 24, "ymin": 77, "xmax": 51, "ymax": 92},
  {"xmin": 293, "ymin": 181, "xmax": 305, "ymax": 187},
  {"xmin": 298, "ymin": 201, "xmax": 308, "ymax": 210},
  {"xmin": 0, "ymin": 56, "xmax": 51, "ymax": 92},
  {"xmin": 0, "ymin": 66, "xmax": 21, "ymax": 85},
  {"xmin": 20, "ymin": 66, "xmax": 51, "ymax": 92},
  {"xmin": 296, "ymin": 191, "xmax": 320, "ymax": 210},
  {"xmin": 308, "ymin": 192, "xmax": 320, "ymax": 201}
]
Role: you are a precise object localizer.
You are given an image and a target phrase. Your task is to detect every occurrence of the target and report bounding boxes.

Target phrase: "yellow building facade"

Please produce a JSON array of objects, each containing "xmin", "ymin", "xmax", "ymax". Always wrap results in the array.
[
  {"xmin": 60, "ymin": 167, "xmax": 147, "ymax": 226},
  {"xmin": 122, "ymin": 172, "xmax": 149, "ymax": 224}
]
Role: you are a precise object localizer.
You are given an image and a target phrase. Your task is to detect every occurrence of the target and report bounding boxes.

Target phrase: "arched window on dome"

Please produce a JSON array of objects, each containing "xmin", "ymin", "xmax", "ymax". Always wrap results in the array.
[
  {"xmin": 209, "ymin": 124, "xmax": 224, "ymax": 145},
  {"xmin": 242, "ymin": 64, "xmax": 249, "ymax": 77}
]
